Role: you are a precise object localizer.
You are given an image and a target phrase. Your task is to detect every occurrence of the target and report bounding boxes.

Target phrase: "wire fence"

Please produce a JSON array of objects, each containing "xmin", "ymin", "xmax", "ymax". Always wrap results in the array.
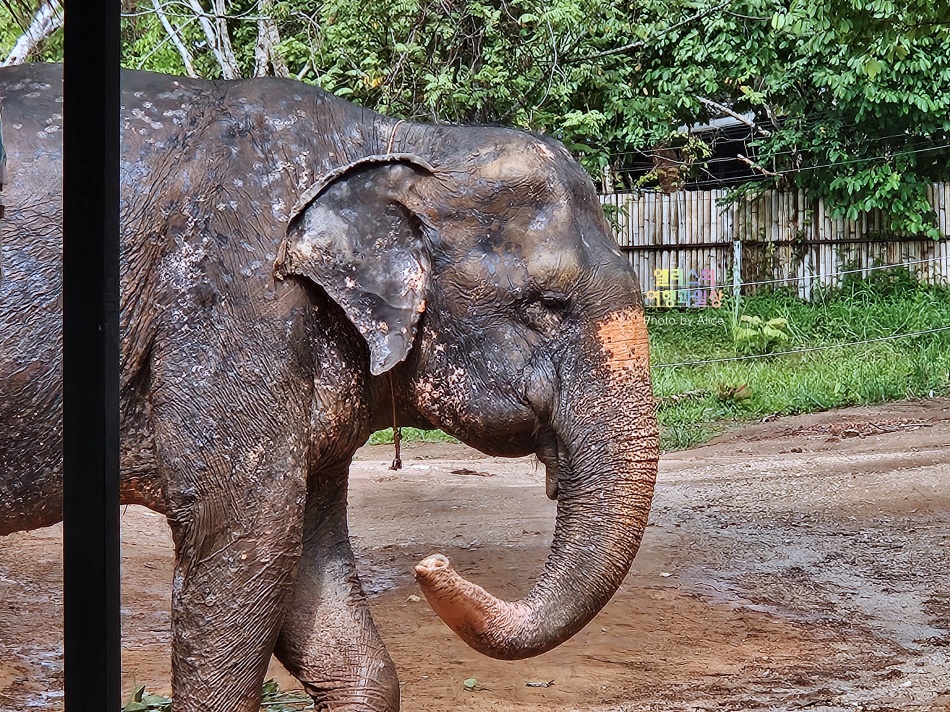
[
  {"xmin": 644, "ymin": 253, "xmax": 950, "ymax": 370},
  {"xmin": 652, "ymin": 325, "xmax": 950, "ymax": 369},
  {"xmin": 734, "ymin": 254, "xmax": 946, "ymax": 290}
]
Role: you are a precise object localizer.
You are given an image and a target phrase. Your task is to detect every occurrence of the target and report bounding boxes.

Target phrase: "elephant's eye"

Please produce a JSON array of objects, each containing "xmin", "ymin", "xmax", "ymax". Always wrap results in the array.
[
  {"xmin": 538, "ymin": 292, "xmax": 569, "ymax": 311},
  {"xmin": 521, "ymin": 291, "xmax": 569, "ymax": 336}
]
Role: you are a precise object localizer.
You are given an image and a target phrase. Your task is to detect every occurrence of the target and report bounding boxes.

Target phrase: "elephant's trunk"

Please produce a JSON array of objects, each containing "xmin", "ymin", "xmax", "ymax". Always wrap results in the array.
[{"xmin": 415, "ymin": 307, "xmax": 658, "ymax": 659}]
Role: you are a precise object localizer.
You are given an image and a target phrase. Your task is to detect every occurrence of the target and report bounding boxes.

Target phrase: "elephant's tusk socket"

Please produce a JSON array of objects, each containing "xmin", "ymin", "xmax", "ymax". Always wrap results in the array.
[{"xmin": 414, "ymin": 554, "xmax": 531, "ymax": 659}]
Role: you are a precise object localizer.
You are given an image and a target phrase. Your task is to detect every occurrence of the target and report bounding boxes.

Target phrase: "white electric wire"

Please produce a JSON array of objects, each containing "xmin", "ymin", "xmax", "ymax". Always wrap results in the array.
[{"xmin": 653, "ymin": 325, "xmax": 950, "ymax": 368}]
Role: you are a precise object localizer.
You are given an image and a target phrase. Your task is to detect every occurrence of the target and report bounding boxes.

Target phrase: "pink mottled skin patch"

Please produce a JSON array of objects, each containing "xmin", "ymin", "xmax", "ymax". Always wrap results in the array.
[{"xmin": 596, "ymin": 308, "xmax": 650, "ymax": 376}]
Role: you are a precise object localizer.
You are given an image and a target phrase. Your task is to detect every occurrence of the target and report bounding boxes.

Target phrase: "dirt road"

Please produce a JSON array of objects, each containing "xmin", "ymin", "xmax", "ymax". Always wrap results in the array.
[{"xmin": 1, "ymin": 398, "xmax": 948, "ymax": 711}]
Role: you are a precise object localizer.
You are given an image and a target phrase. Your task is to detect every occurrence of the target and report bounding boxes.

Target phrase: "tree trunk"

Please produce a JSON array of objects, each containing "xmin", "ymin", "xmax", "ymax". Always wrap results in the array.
[
  {"xmin": 210, "ymin": 0, "xmax": 240, "ymax": 79},
  {"xmin": 184, "ymin": 0, "xmax": 240, "ymax": 79},
  {"xmin": 151, "ymin": 0, "xmax": 198, "ymax": 78},
  {"xmin": 2, "ymin": 0, "xmax": 63, "ymax": 67},
  {"xmin": 254, "ymin": 0, "xmax": 288, "ymax": 78}
]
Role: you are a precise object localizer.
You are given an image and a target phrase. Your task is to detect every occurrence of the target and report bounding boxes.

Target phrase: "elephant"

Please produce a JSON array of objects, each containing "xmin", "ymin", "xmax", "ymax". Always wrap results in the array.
[{"xmin": 0, "ymin": 62, "xmax": 658, "ymax": 711}]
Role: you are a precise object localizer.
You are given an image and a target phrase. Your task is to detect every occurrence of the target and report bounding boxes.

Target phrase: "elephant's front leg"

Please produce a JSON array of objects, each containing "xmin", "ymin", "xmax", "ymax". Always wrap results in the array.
[
  {"xmin": 165, "ymin": 449, "xmax": 307, "ymax": 711},
  {"xmin": 275, "ymin": 466, "xmax": 400, "ymax": 711}
]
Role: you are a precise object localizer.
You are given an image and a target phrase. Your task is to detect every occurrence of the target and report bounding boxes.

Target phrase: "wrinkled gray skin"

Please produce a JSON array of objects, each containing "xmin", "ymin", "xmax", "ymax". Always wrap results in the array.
[{"xmin": 0, "ymin": 63, "xmax": 658, "ymax": 711}]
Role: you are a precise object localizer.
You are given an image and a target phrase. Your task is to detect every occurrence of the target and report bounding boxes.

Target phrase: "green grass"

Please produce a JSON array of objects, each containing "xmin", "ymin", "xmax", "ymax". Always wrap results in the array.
[
  {"xmin": 651, "ymin": 274, "xmax": 950, "ymax": 451},
  {"xmin": 367, "ymin": 427, "xmax": 459, "ymax": 446}
]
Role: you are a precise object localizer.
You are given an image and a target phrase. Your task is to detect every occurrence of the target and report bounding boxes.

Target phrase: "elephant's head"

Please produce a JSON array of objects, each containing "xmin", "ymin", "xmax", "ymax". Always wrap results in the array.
[{"xmin": 277, "ymin": 126, "xmax": 658, "ymax": 660}]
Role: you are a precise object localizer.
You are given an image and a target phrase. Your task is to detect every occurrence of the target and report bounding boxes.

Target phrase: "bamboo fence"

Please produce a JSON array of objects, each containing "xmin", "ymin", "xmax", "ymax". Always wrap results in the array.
[{"xmin": 600, "ymin": 184, "xmax": 950, "ymax": 301}]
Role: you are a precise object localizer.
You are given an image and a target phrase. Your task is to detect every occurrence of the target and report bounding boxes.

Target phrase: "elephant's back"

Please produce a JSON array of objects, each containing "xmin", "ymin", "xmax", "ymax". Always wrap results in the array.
[
  {"xmin": 0, "ymin": 66, "xmax": 65, "ymax": 485},
  {"xmin": 0, "ymin": 62, "xmax": 66, "ymax": 340}
]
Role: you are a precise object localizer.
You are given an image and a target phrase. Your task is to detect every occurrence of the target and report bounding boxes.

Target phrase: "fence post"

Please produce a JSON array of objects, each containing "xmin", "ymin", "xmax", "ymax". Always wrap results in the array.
[
  {"xmin": 62, "ymin": 0, "xmax": 122, "ymax": 708},
  {"xmin": 732, "ymin": 238, "xmax": 742, "ymax": 300}
]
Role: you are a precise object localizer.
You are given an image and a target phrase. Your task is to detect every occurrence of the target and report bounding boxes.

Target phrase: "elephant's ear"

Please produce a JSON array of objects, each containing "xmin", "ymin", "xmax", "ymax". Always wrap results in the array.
[{"xmin": 277, "ymin": 154, "xmax": 435, "ymax": 376}]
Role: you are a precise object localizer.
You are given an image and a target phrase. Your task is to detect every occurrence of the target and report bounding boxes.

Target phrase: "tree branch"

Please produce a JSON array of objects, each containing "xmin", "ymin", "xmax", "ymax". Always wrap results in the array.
[
  {"xmin": 151, "ymin": 0, "xmax": 198, "ymax": 78},
  {"xmin": 184, "ymin": 0, "xmax": 240, "ymax": 79},
  {"xmin": 2, "ymin": 0, "xmax": 63, "ymax": 66},
  {"xmin": 697, "ymin": 96, "xmax": 771, "ymax": 137},
  {"xmin": 565, "ymin": 0, "xmax": 732, "ymax": 64},
  {"xmin": 737, "ymin": 153, "xmax": 778, "ymax": 176}
]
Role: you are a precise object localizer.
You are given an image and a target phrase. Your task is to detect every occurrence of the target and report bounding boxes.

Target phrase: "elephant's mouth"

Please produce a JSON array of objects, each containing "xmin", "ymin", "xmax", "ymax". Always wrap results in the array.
[{"xmin": 535, "ymin": 430, "xmax": 569, "ymax": 500}]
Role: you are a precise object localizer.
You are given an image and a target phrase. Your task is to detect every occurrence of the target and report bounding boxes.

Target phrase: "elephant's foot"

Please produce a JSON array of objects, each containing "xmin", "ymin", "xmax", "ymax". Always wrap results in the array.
[
  {"xmin": 296, "ymin": 676, "xmax": 399, "ymax": 712},
  {"xmin": 275, "ymin": 495, "xmax": 399, "ymax": 712},
  {"xmin": 277, "ymin": 624, "xmax": 399, "ymax": 712}
]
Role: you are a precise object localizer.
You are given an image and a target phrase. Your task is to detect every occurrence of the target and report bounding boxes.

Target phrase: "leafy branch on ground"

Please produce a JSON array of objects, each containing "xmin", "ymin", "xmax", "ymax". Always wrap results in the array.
[
  {"xmin": 122, "ymin": 680, "xmax": 313, "ymax": 712},
  {"xmin": 122, "ymin": 686, "xmax": 171, "ymax": 712}
]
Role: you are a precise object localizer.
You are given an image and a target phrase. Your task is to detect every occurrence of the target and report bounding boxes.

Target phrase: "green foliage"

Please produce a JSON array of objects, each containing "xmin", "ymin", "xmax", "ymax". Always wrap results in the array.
[
  {"xmin": 121, "ymin": 680, "xmax": 312, "ymax": 712},
  {"xmin": 733, "ymin": 314, "xmax": 790, "ymax": 355},
  {"xmin": 5, "ymin": 0, "xmax": 948, "ymax": 236},
  {"xmin": 306, "ymin": 0, "xmax": 627, "ymax": 174},
  {"xmin": 122, "ymin": 686, "xmax": 172, "ymax": 712},
  {"xmin": 0, "ymin": 4, "xmax": 62, "ymax": 62},
  {"xmin": 714, "ymin": 0, "xmax": 950, "ymax": 237},
  {"xmin": 260, "ymin": 678, "xmax": 312, "ymax": 710},
  {"xmin": 367, "ymin": 427, "xmax": 458, "ymax": 446},
  {"xmin": 0, "ymin": 8, "xmax": 23, "ymax": 57}
]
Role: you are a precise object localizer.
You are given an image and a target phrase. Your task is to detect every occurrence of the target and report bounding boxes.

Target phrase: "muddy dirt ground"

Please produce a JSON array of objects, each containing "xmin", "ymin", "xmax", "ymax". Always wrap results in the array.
[{"xmin": 0, "ymin": 398, "xmax": 948, "ymax": 711}]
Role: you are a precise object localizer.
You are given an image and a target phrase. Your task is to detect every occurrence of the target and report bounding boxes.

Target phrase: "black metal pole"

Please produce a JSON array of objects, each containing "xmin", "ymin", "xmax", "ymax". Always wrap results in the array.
[{"xmin": 62, "ymin": 0, "xmax": 122, "ymax": 709}]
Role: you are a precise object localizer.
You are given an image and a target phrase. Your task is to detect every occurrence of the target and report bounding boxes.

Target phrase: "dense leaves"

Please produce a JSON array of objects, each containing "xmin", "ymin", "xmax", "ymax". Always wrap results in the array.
[
  {"xmin": 3, "ymin": 0, "xmax": 949, "ymax": 235},
  {"xmin": 747, "ymin": 0, "xmax": 950, "ymax": 237}
]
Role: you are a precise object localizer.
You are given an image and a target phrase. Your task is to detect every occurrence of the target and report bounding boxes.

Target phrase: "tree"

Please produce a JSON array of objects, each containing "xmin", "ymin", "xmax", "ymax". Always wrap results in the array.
[
  {"xmin": 4, "ymin": 0, "xmax": 949, "ymax": 236},
  {"xmin": 303, "ymin": 0, "xmax": 950, "ymax": 236},
  {"xmin": 626, "ymin": 0, "xmax": 950, "ymax": 238},
  {"xmin": 753, "ymin": 0, "xmax": 950, "ymax": 237}
]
